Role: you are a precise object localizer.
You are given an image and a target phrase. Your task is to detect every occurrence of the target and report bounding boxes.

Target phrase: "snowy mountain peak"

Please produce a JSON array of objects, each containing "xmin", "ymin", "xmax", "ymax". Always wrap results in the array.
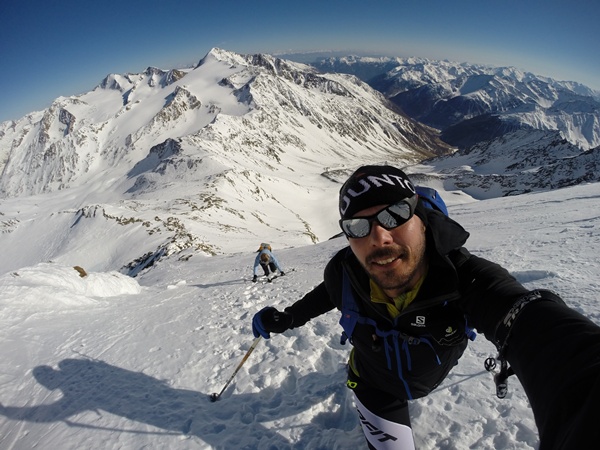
[
  {"xmin": 197, "ymin": 47, "xmax": 248, "ymax": 68},
  {"xmin": 99, "ymin": 67, "xmax": 188, "ymax": 97},
  {"xmin": 0, "ymin": 49, "xmax": 450, "ymax": 274}
]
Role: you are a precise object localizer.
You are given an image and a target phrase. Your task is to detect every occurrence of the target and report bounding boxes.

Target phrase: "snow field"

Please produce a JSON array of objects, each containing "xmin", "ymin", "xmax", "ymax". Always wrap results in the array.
[{"xmin": 0, "ymin": 182, "xmax": 599, "ymax": 448}]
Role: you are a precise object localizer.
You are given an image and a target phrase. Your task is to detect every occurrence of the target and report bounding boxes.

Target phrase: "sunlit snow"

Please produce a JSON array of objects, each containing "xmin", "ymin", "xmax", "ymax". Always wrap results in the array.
[{"xmin": 0, "ymin": 182, "xmax": 598, "ymax": 449}]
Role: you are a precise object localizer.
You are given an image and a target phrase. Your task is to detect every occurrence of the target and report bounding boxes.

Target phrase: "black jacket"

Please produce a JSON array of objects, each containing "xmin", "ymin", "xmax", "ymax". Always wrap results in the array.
[
  {"xmin": 285, "ymin": 206, "xmax": 600, "ymax": 448},
  {"xmin": 287, "ymin": 208, "xmax": 529, "ymax": 399}
]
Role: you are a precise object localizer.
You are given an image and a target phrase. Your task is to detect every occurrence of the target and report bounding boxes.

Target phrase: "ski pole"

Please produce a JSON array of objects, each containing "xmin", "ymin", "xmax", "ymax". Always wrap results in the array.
[{"xmin": 209, "ymin": 336, "xmax": 262, "ymax": 402}]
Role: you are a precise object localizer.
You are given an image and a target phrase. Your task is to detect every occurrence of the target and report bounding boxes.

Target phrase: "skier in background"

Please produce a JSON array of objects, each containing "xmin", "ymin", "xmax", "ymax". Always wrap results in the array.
[
  {"xmin": 252, "ymin": 243, "xmax": 285, "ymax": 282},
  {"xmin": 252, "ymin": 165, "xmax": 600, "ymax": 449}
]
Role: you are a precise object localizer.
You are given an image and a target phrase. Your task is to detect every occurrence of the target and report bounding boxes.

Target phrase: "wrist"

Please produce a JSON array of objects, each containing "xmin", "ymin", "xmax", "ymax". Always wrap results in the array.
[{"xmin": 494, "ymin": 290, "xmax": 564, "ymax": 354}]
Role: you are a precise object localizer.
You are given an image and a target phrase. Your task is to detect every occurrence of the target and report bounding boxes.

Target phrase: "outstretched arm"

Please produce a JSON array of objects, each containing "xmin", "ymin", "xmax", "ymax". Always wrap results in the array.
[
  {"xmin": 252, "ymin": 282, "xmax": 336, "ymax": 338},
  {"xmin": 451, "ymin": 249, "xmax": 530, "ymax": 339},
  {"xmin": 453, "ymin": 248, "xmax": 600, "ymax": 448},
  {"xmin": 0, "ymin": 399, "xmax": 75, "ymax": 422},
  {"xmin": 502, "ymin": 295, "xmax": 600, "ymax": 448},
  {"xmin": 285, "ymin": 282, "xmax": 336, "ymax": 327}
]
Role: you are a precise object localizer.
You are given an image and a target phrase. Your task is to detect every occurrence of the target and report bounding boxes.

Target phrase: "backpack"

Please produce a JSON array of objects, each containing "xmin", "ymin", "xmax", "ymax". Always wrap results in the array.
[
  {"xmin": 415, "ymin": 185, "xmax": 449, "ymax": 216},
  {"xmin": 257, "ymin": 243, "xmax": 272, "ymax": 252}
]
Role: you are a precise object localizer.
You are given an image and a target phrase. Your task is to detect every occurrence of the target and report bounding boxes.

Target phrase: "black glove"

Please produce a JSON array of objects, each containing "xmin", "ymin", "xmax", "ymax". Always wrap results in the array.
[
  {"xmin": 252, "ymin": 306, "xmax": 293, "ymax": 338},
  {"xmin": 252, "ymin": 275, "xmax": 257, "ymax": 282}
]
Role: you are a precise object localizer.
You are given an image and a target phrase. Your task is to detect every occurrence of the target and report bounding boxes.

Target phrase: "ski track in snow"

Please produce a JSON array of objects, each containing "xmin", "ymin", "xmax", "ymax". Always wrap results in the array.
[{"xmin": 0, "ymin": 183, "xmax": 599, "ymax": 449}]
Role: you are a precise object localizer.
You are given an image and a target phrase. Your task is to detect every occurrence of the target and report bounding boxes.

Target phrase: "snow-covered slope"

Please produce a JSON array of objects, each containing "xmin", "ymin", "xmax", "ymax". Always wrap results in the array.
[
  {"xmin": 411, "ymin": 129, "xmax": 600, "ymax": 199},
  {"xmin": 0, "ymin": 182, "xmax": 598, "ymax": 449}
]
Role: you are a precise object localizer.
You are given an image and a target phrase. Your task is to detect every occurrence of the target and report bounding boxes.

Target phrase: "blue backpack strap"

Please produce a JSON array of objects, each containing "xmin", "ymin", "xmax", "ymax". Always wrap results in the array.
[
  {"xmin": 339, "ymin": 269, "xmax": 361, "ymax": 345},
  {"xmin": 415, "ymin": 185, "xmax": 449, "ymax": 216},
  {"xmin": 339, "ymin": 268, "xmax": 381, "ymax": 345}
]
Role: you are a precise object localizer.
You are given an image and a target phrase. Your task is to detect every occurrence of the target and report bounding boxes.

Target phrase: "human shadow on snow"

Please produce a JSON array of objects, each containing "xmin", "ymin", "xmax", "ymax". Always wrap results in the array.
[{"xmin": 0, "ymin": 358, "xmax": 352, "ymax": 449}]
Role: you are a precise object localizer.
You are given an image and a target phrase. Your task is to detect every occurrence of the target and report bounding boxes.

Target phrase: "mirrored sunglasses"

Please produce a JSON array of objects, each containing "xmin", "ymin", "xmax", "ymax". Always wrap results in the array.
[{"xmin": 339, "ymin": 195, "xmax": 418, "ymax": 239}]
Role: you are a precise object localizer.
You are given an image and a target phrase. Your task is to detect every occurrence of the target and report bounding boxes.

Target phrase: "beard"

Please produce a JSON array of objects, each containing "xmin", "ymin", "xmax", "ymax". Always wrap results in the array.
[{"xmin": 362, "ymin": 242, "xmax": 428, "ymax": 295}]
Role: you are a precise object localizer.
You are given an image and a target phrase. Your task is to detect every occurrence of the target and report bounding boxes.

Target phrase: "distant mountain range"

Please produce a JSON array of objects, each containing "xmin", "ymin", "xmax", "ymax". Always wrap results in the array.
[
  {"xmin": 307, "ymin": 54, "xmax": 600, "ymax": 199},
  {"xmin": 310, "ymin": 55, "xmax": 600, "ymax": 151},
  {"xmin": 0, "ymin": 48, "xmax": 598, "ymax": 274}
]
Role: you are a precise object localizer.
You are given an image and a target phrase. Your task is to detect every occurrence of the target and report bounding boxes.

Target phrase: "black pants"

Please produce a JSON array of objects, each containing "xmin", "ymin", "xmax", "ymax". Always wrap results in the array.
[
  {"xmin": 347, "ymin": 368, "xmax": 415, "ymax": 449},
  {"xmin": 260, "ymin": 262, "xmax": 277, "ymax": 276}
]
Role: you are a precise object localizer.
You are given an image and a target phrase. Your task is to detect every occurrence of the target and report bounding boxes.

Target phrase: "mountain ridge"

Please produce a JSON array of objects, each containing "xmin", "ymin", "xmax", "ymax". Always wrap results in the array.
[
  {"xmin": 309, "ymin": 55, "xmax": 600, "ymax": 150},
  {"xmin": 0, "ymin": 48, "xmax": 450, "ymax": 275}
]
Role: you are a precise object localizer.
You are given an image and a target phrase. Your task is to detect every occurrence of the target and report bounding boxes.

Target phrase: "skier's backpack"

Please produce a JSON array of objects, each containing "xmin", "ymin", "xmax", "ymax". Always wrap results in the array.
[
  {"xmin": 415, "ymin": 185, "xmax": 449, "ymax": 216},
  {"xmin": 257, "ymin": 243, "xmax": 272, "ymax": 252}
]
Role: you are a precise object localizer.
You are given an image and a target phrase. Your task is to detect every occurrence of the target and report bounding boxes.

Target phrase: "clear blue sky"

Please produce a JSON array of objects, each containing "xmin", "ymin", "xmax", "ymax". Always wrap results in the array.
[{"xmin": 1, "ymin": 0, "xmax": 598, "ymax": 123}]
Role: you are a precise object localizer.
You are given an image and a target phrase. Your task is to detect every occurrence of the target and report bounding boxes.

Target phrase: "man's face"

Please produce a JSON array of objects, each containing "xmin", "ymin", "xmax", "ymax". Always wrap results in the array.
[{"xmin": 348, "ymin": 204, "xmax": 427, "ymax": 298}]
